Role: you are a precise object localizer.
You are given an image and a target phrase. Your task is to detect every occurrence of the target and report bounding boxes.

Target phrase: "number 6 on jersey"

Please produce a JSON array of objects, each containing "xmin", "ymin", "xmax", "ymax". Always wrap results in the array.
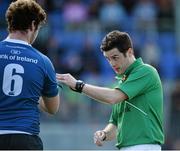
[{"xmin": 2, "ymin": 63, "xmax": 24, "ymax": 96}]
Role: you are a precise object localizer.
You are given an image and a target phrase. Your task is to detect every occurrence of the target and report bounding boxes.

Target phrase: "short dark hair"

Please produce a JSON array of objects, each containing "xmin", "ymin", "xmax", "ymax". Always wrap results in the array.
[
  {"xmin": 6, "ymin": 0, "xmax": 46, "ymax": 32},
  {"xmin": 100, "ymin": 30, "xmax": 133, "ymax": 54}
]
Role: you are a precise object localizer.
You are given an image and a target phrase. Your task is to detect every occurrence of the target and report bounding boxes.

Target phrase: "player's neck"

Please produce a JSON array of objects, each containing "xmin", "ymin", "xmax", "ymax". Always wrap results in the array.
[{"xmin": 8, "ymin": 31, "xmax": 30, "ymax": 44}]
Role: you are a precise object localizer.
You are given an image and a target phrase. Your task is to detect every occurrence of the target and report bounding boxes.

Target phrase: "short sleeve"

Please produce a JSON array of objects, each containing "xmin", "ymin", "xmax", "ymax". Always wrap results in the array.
[
  {"xmin": 109, "ymin": 105, "xmax": 118, "ymax": 126},
  {"xmin": 42, "ymin": 57, "xmax": 58, "ymax": 97},
  {"xmin": 116, "ymin": 68, "xmax": 152, "ymax": 100}
]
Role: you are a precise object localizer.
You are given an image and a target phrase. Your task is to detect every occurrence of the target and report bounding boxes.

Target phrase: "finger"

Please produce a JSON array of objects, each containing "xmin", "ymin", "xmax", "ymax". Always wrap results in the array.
[
  {"xmin": 95, "ymin": 131, "xmax": 101, "ymax": 136},
  {"xmin": 94, "ymin": 136, "xmax": 102, "ymax": 146},
  {"xmin": 96, "ymin": 140, "xmax": 103, "ymax": 146},
  {"xmin": 99, "ymin": 132, "xmax": 105, "ymax": 140},
  {"xmin": 56, "ymin": 73, "xmax": 65, "ymax": 77},
  {"xmin": 94, "ymin": 131, "xmax": 103, "ymax": 139},
  {"xmin": 94, "ymin": 136, "xmax": 98, "ymax": 143},
  {"xmin": 94, "ymin": 135, "xmax": 103, "ymax": 145},
  {"xmin": 95, "ymin": 131, "xmax": 104, "ymax": 140},
  {"xmin": 94, "ymin": 134, "xmax": 100, "ymax": 142},
  {"xmin": 56, "ymin": 74, "xmax": 62, "ymax": 79},
  {"xmin": 56, "ymin": 75, "xmax": 65, "ymax": 80}
]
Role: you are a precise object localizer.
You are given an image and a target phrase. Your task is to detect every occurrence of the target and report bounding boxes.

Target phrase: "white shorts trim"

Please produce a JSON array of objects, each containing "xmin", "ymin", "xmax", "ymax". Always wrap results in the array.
[
  {"xmin": 0, "ymin": 130, "xmax": 31, "ymax": 135},
  {"xmin": 120, "ymin": 144, "xmax": 161, "ymax": 151}
]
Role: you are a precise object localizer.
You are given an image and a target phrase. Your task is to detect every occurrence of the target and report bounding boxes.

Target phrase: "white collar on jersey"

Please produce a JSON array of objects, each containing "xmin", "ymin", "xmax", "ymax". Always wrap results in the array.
[{"xmin": 4, "ymin": 37, "xmax": 31, "ymax": 46}]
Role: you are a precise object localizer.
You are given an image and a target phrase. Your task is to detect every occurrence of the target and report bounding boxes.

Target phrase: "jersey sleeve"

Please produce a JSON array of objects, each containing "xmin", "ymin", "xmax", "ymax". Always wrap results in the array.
[
  {"xmin": 116, "ymin": 68, "xmax": 152, "ymax": 100},
  {"xmin": 42, "ymin": 56, "xmax": 59, "ymax": 97},
  {"xmin": 109, "ymin": 105, "xmax": 118, "ymax": 126}
]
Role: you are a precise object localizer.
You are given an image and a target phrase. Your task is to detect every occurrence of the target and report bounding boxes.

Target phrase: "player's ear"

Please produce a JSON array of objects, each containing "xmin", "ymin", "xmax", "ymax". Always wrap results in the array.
[
  {"xmin": 127, "ymin": 48, "xmax": 134, "ymax": 57},
  {"xmin": 30, "ymin": 20, "xmax": 37, "ymax": 31}
]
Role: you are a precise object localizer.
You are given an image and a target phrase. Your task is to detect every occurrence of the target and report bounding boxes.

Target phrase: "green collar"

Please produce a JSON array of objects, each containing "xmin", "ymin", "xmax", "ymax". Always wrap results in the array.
[{"xmin": 115, "ymin": 58, "xmax": 143, "ymax": 80}]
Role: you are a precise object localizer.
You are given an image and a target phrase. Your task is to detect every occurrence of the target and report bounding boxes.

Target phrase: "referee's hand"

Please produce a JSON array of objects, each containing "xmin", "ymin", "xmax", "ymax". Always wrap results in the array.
[{"xmin": 93, "ymin": 130, "xmax": 106, "ymax": 146}]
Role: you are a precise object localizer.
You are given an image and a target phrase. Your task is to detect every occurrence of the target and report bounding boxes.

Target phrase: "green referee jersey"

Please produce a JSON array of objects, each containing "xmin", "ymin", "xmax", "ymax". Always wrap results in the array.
[{"xmin": 109, "ymin": 58, "xmax": 164, "ymax": 149}]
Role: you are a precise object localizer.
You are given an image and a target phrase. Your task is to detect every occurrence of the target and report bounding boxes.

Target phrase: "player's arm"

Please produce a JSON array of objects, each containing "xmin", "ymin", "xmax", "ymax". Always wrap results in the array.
[
  {"xmin": 40, "ymin": 56, "xmax": 61, "ymax": 115},
  {"xmin": 82, "ymin": 84, "xmax": 127, "ymax": 104},
  {"xmin": 56, "ymin": 73, "xmax": 128, "ymax": 104},
  {"xmin": 39, "ymin": 94, "xmax": 60, "ymax": 115},
  {"xmin": 94, "ymin": 123, "xmax": 117, "ymax": 146}
]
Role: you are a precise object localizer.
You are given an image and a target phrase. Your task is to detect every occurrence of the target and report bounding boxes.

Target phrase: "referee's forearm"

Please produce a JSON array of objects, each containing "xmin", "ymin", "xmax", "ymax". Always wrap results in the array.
[
  {"xmin": 82, "ymin": 84, "xmax": 114, "ymax": 104},
  {"xmin": 82, "ymin": 84, "xmax": 123, "ymax": 104}
]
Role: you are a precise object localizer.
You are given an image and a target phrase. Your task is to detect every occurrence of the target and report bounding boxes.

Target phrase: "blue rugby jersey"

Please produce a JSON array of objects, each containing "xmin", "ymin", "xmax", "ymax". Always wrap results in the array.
[{"xmin": 0, "ymin": 38, "xmax": 59, "ymax": 135}]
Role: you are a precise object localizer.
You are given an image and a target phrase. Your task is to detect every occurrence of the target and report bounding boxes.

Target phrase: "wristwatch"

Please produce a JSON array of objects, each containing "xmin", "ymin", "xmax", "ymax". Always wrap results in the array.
[
  {"xmin": 75, "ymin": 80, "xmax": 85, "ymax": 93},
  {"xmin": 102, "ymin": 131, "xmax": 107, "ymax": 141}
]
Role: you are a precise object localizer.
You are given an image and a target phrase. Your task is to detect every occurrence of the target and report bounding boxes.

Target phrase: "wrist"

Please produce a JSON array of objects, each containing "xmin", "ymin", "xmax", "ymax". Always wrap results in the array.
[
  {"xmin": 102, "ymin": 131, "xmax": 107, "ymax": 141},
  {"xmin": 75, "ymin": 80, "xmax": 85, "ymax": 93}
]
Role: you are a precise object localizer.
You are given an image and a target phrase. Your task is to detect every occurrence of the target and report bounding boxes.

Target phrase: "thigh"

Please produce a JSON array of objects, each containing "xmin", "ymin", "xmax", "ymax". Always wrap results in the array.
[{"xmin": 10, "ymin": 134, "xmax": 43, "ymax": 150}]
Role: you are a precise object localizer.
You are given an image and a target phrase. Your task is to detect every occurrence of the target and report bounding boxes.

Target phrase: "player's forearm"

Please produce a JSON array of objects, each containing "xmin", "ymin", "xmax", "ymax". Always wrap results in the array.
[
  {"xmin": 82, "ymin": 84, "xmax": 124, "ymax": 104},
  {"xmin": 39, "ymin": 97, "xmax": 48, "ymax": 112},
  {"xmin": 39, "ymin": 96, "xmax": 60, "ymax": 115}
]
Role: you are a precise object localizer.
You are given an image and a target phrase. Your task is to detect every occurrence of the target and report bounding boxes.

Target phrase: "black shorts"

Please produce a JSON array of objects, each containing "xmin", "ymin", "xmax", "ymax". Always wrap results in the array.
[{"xmin": 0, "ymin": 133, "xmax": 43, "ymax": 150}]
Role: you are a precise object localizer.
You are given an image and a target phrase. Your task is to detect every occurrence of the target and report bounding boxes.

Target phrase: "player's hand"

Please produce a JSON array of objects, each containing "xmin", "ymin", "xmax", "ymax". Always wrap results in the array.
[
  {"xmin": 56, "ymin": 73, "xmax": 77, "ymax": 89},
  {"xmin": 94, "ymin": 130, "xmax": 106, "ymax": 147}
]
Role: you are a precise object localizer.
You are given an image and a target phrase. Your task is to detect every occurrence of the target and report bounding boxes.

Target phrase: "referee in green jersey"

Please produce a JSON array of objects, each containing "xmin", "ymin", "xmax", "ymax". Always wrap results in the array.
[{"xmin": 57, "ymin": 30, "xmax": 164, "ymax": 150}]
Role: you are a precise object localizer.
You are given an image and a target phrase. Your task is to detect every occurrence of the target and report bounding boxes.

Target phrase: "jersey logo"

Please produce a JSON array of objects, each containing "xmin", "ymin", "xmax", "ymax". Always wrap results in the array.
[
  {"xmin": 10, "ymin": 49, "xmax": 21, "ymax": 55},
  {"xmin": 122, "ymin": 74, "xmax": 127, "ymax": 82}
]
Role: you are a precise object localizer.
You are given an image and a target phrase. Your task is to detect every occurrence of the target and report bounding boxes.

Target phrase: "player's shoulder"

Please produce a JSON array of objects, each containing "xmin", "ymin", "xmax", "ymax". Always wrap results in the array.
[
  {"xmin": 31, "ymin": 47, "xmax": 51, "ymax": 63},
  {"xmin": 140, "ymin": 63, "xmax": 159, "ymax": 77},
  {"xmin": 143, "ymin": 63, "xmax": 157, "ymax": 72},
  {"xmin": 0, "ymin": 40, "xmax": 8, "ymax": 47},
  {"xmin": 133, "ymin": 63, "xmax": 158, "ymax": 77}
]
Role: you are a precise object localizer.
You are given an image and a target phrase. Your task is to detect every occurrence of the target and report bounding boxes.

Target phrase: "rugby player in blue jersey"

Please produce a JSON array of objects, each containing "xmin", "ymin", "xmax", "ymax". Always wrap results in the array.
[{"xmin": 0, "ymin": 0, "xmax": 60, "ymax": 150}]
